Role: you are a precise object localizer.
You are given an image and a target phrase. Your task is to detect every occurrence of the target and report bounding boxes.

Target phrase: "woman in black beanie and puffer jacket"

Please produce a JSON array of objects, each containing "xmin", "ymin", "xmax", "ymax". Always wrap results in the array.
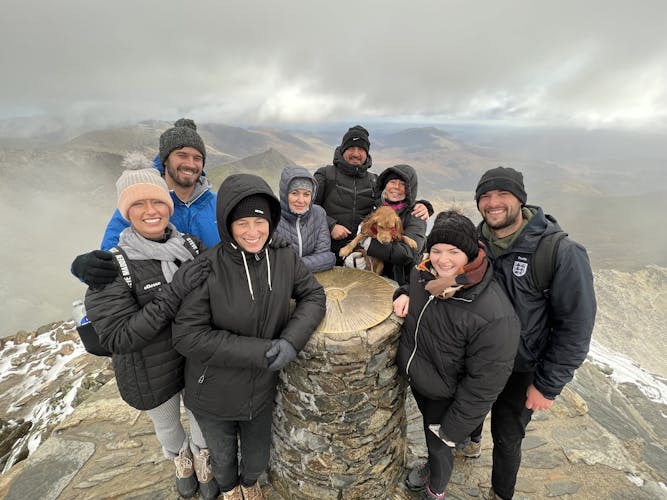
[
  {"xmin": 393, "ymin": 210, "xmax": 521, "ymax": 500},
  {"xmin": 172, "ymin": 173, "xmax": 326, "ymax": 500}
]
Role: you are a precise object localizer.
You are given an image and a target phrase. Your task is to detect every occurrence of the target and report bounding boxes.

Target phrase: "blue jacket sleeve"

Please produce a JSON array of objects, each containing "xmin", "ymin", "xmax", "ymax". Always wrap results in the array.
[{"xmin": 100, "ymin": 209, "xmax": 130, "ymax": 250}]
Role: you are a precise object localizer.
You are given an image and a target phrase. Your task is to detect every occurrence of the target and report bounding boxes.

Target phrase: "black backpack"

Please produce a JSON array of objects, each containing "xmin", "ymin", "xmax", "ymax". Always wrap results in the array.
[
  {"xmin": 531, "ymin": 230, "xmax": 567, "ymax": 298},
  {"xmin": 76, "ymin": 237, "xmax": 200, "ymax": 356}
]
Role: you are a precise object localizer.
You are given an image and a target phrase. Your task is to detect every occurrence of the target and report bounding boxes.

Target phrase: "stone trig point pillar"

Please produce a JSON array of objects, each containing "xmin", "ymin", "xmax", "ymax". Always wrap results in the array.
[{"xmin": 270, "ymin": 268, "xmax": 407, "ymax": 499}]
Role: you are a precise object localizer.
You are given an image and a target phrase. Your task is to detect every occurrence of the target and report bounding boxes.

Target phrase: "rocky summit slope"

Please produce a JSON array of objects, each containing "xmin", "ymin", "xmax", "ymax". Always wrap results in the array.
[{"xmin": 0, "ymin": 321, "xmax": 665, "ymax": 499}]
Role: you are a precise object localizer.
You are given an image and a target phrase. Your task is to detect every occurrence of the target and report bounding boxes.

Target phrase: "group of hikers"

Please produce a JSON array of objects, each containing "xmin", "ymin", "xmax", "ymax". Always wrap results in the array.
[{"xmin": 71, "ymin": 120, "xmax": 596, "ymax": 500}]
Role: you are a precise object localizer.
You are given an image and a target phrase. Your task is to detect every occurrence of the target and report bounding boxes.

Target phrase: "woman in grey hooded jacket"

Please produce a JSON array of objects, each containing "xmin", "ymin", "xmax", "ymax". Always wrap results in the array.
[{"xmin": 275, "ymin": 165, "xmax": 335, "ymax": 273}]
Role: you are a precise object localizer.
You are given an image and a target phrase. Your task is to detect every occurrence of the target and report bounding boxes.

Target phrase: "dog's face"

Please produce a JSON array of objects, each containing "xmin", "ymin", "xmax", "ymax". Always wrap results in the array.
[{"xmin": 362, "ymin": 206, "xmax": 404, "ymax": 244}]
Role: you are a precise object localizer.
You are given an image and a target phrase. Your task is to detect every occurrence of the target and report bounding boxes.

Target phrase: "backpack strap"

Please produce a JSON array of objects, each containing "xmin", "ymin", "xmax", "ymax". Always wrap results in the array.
[
  {"xmin": 109, "ymin": 246, "xmax": 133, "ymax": 289},
  {"xmin": 182, "ymin": 235, "xmax": 201, "ymax": 257},
  {"xmin": 531, "ymin": 231, "xmax": 567, "ymax": 297}
]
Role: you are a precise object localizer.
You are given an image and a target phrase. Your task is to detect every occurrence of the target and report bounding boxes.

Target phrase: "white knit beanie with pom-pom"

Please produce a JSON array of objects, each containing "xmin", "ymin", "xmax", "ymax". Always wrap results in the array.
[{"xmin": 116, "ymin": 152, "xmax": 174, "ymax": 221}]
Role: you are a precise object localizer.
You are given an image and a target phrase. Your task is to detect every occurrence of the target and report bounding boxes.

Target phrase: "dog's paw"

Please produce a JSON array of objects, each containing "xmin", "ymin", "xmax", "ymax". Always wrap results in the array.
[
  {"xmin": 403, "ymin": 235, "xmax": 418, "ymax": 249},
  {"xmin": 339, "ymin": 244, "xmax": 355, "ymax": 258}
]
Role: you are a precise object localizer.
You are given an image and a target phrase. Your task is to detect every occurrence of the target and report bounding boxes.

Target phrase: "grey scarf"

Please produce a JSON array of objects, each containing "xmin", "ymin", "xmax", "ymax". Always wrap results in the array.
[{"xmin": 118, "ymin": 223, "xmax": 196, "ymax": 282}]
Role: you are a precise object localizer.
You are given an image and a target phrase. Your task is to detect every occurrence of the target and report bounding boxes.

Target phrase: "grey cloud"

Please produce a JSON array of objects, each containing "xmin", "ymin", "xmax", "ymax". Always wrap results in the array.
[{"xmin": 2, "ymin": 0, "xmax": 666, "ymax": 128}]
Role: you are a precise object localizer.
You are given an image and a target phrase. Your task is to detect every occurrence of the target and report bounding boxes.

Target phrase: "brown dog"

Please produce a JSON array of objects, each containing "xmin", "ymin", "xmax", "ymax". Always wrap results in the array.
[{"xmin": 339, "ymin": 206, "xmax": 418, "ymax": 275}]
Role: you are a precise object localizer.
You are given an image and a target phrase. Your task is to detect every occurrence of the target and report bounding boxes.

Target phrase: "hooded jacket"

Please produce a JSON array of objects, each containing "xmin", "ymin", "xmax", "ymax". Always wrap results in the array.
[
  {"xmin": 100, "ymin": 155, "xmax": 219, "ymax": 249},
  {"xmin": 172, "ymin": 173, "xmax": 326, "ymax": 420},
  {"xmin": 275, "ymin": 166, "xmax": 335, "ymax": 273},
  {"xmin": 313, "ymin": 147, "xmax": 378, "ymax": 255},
  {"xmin": 365, "ymin": 164, "xmax": 427, "ymax": 285},
  {"xmin": 396, "ymin": 257, "xmax": 520, "ymax": 443},
  {"xmin": 478, "ymin": 205, "xmax": 596, "ymax": 399}
]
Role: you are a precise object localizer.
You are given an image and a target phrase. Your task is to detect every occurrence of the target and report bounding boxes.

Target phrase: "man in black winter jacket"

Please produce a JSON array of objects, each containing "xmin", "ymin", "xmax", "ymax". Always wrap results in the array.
[
  {"xmin": 472, "ymin": 166, "xmax": 596, "ymax": 500},
  {"xmin": 313, "ymin": 125, "xmax": 430, "ymax": 263}
]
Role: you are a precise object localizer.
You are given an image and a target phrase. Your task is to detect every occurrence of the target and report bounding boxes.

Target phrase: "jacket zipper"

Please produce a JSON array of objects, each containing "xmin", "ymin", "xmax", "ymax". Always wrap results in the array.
[
  {"xmin": 198, "ymin": 366, "xmax": 208, "ymax": 384},
  {"xmin": 405, "ymin": 295, "xmax": 435, "ymax": 381}
]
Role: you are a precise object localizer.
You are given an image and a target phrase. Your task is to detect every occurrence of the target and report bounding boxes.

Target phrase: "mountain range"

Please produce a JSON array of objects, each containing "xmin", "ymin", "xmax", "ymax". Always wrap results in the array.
[{"xmin": 1, "ymin": 119, "xmax": 665, "ymax": 339}]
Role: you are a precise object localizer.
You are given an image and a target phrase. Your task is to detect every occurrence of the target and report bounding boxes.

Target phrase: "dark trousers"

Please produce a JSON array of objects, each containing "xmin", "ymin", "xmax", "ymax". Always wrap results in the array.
[
  {"xmin": 192, "ymin": 404, "xmax": 274, "ymax": 492},
  {"xmin": 471, "ymin": 371, "xmax": 534, "ymax": 500},
  {"xmin": 412, "ymin": 389, "xmax": 455, "ymax": 494}
]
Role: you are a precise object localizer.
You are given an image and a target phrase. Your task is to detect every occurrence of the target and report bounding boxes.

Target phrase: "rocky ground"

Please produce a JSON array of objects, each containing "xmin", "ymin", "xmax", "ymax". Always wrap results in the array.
[
  {"xmin": 0, "ymin": 361, "xmax": 665, "ymax": 498},
  {"xmin": 0, "ymin": 310, "xmax": 665, "ymax": 499}
]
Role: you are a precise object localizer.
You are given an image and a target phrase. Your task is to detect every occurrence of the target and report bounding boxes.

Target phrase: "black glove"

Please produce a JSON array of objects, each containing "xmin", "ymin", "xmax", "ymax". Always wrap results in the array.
[
  {"xmin": 71, "ymin": 250, "xmax": 118, "ymax": 288},
  {"xmin": 169, "ymin": 258, "xmax": 212, "ymax": 301},
  {"xmin": 269, "ymin": 235, "xmax": 292, "ymax": 249},
  {"xmin": 265, "ymin": 338, "xmax": 297, "ymax": 371}
]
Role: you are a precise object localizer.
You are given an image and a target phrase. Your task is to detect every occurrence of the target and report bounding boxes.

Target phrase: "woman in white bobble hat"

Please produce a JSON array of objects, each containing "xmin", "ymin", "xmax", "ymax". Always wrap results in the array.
[{"xmin": 84, "ymin": 152, "xmax": 218, "ymax": 499}]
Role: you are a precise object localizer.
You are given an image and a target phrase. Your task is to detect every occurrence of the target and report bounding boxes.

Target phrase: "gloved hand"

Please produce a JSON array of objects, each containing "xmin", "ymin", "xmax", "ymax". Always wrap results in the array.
[
  {"xmin": 265, "ymin": 338, "xmax": 297, "ymax": 371},
  {"xmin": 269, "ymin": 235, "xmax": 292, "ymax": 249},
  {"xmin": 71, "ymin": 250, "xmax": 118, "ymax": 288},
  {"xmin": 169, "ymin": 258, "xmax": 212, "ymax": 300}
]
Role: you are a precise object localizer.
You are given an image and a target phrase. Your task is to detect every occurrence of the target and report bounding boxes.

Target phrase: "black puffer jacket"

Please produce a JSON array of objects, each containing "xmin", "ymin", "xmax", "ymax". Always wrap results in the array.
[
  {"xmin": 396, "ymin": 262, "xmax": 520, "ymax": 443},
  {"xmin": 313, "ymin": 147, "xmax": 378, "ymax": 254},
  {"xmin": 85, "ymin": 237, "xmax": 202, "ymax": 411},
  {"xmin": 172, "ymin": 174, "xmax": 326, "ymax": 421},
  {"xmin": 366, "ymin": 164, "xmax": 427, "ymax": 285},
  {"xmin": 479, "ymin": 206, "xmax": 596, "ymax": 399}
]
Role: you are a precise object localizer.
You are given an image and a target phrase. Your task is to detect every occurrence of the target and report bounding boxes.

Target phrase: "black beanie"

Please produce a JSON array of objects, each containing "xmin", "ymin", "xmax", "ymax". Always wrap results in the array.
[
  {"xmin": 381, "ymin": 171, "xmax": 404, "ymax": 188},
  {"xmin": 475, "ymin": 166, "xmax": 527, "ymax": 205},
  {"xmin": 159, "ymin": 118, "xmax": 207, "ymax": 167},
  {"xmin": 340, "ymin": 125, "xmax": 370, "ymax": 153},
  {"xmin": 426, "ymin": 211, "xmax": 479, "ymax": 261},
  {"xmin": 229, "ymin": 194, "xmax": 273, "ymax": 229}
]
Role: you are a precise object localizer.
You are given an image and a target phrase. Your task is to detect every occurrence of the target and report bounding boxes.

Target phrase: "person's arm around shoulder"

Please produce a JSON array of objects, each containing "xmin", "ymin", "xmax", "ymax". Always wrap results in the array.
[
  {"xmin": 71, "ymin": 209, "xmax": 130, "ymax": 286},
  {"xmin": 101, "ymin": 209, "xmax": 131, "ymax": 250},
  {"xmin": 531, "ymin": 238, "xmax": 596, "ymax": 405}
]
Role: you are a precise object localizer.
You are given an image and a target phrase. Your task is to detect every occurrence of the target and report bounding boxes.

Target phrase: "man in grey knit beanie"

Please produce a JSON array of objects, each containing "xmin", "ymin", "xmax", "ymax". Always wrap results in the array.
[{"xmin": 159, "ymin": 119, "xmax": 207, "ymax": 167}]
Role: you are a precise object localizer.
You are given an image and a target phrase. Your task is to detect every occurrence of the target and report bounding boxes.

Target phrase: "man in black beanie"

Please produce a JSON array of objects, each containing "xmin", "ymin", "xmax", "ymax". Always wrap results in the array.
[
  {"xmin": 472, "ymin": 166, "xmax": 596, "ymax": 500},
  {"xmin": 313, "ymin": 125, "xmax": 430, "ymax": 261}
]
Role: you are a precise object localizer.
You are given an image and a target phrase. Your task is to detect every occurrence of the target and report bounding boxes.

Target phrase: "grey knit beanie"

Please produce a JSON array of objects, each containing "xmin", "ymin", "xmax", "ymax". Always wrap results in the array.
[
  {"xmin": 116, "ymin": 152, "xmax": 174, "ymax": 220},
  {"xmin": 158, "ymin": 118, "xmax": 206, "ymax": 167},
  {"xmin": 288, "ymin": 178, "xmax": 314, "ymax": 193}
]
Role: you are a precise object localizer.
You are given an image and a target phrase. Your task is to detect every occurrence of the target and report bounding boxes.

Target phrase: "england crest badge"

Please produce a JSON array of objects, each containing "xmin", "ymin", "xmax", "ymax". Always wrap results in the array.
[{"xmin": 513, "ymin": 256, "xmax": 528, "ymax": 277}]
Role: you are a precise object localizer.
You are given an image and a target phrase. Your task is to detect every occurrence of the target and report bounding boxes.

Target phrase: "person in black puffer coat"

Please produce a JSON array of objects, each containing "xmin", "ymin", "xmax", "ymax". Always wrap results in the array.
[
  {"xmin": 393, "ymin": 210, "xmax": 520, "ymax": 500},
  {"xmin": 84, "ymin": 153, "xmax": 216, "ymax": 499},
  {"xmin": 313, "ymin": 125, "xmax": 431, "ymax": 263},
  {"xmin": 172, "ymin": 173, "xmax": 326, "ymax": 500},
  {"xmin": 353, "ymin": 164, "xmax": 427, "ymax": 285}
]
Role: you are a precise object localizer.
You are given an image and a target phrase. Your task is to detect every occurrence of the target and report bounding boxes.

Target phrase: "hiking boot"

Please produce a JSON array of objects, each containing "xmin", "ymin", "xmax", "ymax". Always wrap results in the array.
[
  {"xmin": 405, "ymin": 461, "xmax": 430, "ymax": 491},
  {"xmin": 455, "ymin": 437, "xmax": 482, "ymax": 458},
  {"xmin": 173, "ymin": 447, "xmax": 198, "ymax": 498},
  {"xmin": 421, "ymin": 485, "xmax": 446, "ymax": 499},
  {"xmin": 193, "ymin": 448, "xmax": 219, "ymax": 500},
  {"xmin": 488, "ymin": 487, "xmax": 504, "ymax": 499},
  {"xmin": 241, "ymin": 482, "xmax": 265, "ymax": 500},
  {"xmin": 222, "ymin": 485, "xmax": 244, "ymax": 500}
]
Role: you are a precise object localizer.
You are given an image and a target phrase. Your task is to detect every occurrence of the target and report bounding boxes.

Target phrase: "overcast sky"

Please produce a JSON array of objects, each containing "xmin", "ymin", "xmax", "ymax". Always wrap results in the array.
[{"xmin": 3, "ymin": 0, "xmax": 666, "ymax": 130}]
